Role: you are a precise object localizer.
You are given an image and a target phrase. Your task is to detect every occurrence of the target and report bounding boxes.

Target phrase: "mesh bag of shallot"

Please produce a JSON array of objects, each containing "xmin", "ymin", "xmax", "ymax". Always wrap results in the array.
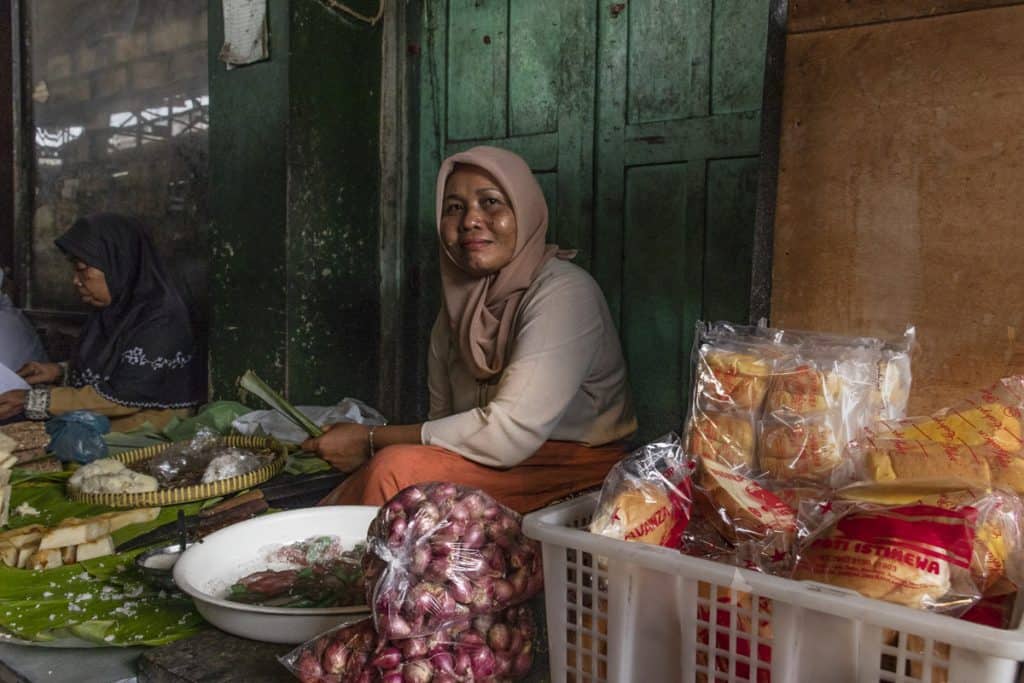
[
  {"xmin": 362, "ymin": 483, "xmax": 543, "ymax": 641},
  {"xmin": 280, "ymin": 606, "xmax": 538, "ymax": 682}
]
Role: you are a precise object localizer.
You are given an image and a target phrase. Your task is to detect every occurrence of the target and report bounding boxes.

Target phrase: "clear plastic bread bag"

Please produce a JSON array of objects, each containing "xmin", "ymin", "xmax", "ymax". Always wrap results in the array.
[
  {"xmin": 877, "ymin": 326, "xmax": 916, "ymax": 420},
  {"xmin": 684, "ymin": 456, "xmax": 802, "ymax": 572},
  {"xmin": 684, "ymin": 322, "xmax": 786, "ymax": 473},
  {"xmin": 792, "ymin": 496, "xmax": 992, "ymax": 615},
  {"xmin": 759, "ymin": 324, "xmax": 915, "ymax": 422},
  {"xmin": 590, "ymin": 432, "xmax": 695, "ymax": 548},
  {"xmin": 845, "ymin": 376, "xmax": 1024, "ymax": 495},
  {"xmin": 873, "ymin": 375, "xmax": 1024, "ymax": 454},
  {"xmin": 759, "ymin": 343, "xmax": 882, "ymax": 487}
]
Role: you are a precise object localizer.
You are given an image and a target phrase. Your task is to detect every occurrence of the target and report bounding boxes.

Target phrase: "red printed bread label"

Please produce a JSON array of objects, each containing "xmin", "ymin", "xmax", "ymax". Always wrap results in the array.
[
  {"xmin": 594, "ymin": 478, "xmax": 693, "ymax": 548},
  {"xmin": 702, "ymin": 458, "xmax": 796, "ymax": 533},
  {"xmin": 699, "ymin": 348, "xmax": 772, "ymax": 410},
  {"xmin": 793, "ymin": 505, "xmax": 976, "ymax": 610},
  {"xmin": 766, "ymin": 365, "xmax": 834, "ymax": 414}
]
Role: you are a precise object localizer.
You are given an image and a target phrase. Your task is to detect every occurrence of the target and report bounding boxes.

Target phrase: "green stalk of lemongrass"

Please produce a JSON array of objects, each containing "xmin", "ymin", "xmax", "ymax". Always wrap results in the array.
[{"xmin": 238, "ymin": 370, "xmax": 324, "ymax": 438}]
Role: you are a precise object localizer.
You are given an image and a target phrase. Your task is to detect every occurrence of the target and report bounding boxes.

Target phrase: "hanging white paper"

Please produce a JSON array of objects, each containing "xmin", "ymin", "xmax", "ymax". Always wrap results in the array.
[
  {"xmin": 0, "ymin": 363, "xmax": 29, "ymax": 393},
  {"xmin": 220, "ymin": 0, "xmax": 269, "ymax": 68}
]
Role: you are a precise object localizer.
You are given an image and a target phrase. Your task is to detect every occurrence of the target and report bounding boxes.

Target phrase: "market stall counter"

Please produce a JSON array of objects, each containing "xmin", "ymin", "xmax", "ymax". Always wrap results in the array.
[
  {"xmin": 0, "ymin": 405, "xmax": 362, "ymax": 682},
  {"xmin": 0, "ymin": 641, "xmax": 142, "ymax": 683}
]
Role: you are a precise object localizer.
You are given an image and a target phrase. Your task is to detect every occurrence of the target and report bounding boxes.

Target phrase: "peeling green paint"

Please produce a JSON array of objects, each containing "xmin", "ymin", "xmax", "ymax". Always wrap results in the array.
[{"xmin": 209, "ymin": 0, "xmax": 382, "ymax": 406}]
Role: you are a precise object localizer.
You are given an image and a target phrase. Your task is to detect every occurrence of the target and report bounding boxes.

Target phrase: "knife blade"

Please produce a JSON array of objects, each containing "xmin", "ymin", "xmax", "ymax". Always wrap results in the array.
[
  {"xmin": 116, "ymin": 491, "xmax": 268, "ymax": 552},
  {"xmin": 114, "ymin": 471, "xmax": 349, "ymax": 552}
]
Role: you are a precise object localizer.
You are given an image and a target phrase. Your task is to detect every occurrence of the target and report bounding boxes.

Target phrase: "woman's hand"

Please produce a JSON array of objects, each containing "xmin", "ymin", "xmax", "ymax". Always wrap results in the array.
[
  {"xmin": 301, "ymin": 423, "xmax": 371, "ymax": 473},
  {"xmin": 0, "ymin": 390, "xmax": 27, "ymax": 420},
  {"xmin": 17, "ymin": 362, "xmax": 62, "ymax": 385}
]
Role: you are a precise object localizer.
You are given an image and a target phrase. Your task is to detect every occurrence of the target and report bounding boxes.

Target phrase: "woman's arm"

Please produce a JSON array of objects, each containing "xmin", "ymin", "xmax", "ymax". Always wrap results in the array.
[
  {"xmin": 17, "ymin": 361, "xmax": 64, "ymax": 385},
  {"xmin": 301, "ymin": 422, "xmax": 423, "ymax": 472},
  {"xmin": 0, "ymin": 384, "xmax": 148, "ymax": 421},
  {"xmin": 48, "ymin": 385, "xmax": 145, "ymax": 417},
  {"xmin": 303, "ymin": 270, "xmax": 606, "ymax": 471}
]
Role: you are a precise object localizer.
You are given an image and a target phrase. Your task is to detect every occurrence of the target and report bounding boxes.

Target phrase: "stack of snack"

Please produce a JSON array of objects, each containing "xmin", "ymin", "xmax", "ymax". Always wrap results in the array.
[
  {"xmin": 589, "ymin": 319, "xmax": 1024, "ymax": 641},
  {"xmin": 0, "ymin": 421, "xmax": 58, "ymax": 473},
  {"xmin": 818, "ymin": 376, "xmax": 1024, "ymax": 630},
  {"xmin": 677, "ymin": 322, "xmax": 916, "ymax": 570},
  {"xmin": 0, "ymin": 508, "xmax": 160, "ymax": 569},
  {"xmin": 685, "ymin": 322, "xmax": 915, "ymax": 489},
  {"xmin": 686, "ymin": 326, "xmax": 776, "ymax": 471},
  {"xmin": 759, "ymin": 346, "xmax": 878, "ymax": 485}
]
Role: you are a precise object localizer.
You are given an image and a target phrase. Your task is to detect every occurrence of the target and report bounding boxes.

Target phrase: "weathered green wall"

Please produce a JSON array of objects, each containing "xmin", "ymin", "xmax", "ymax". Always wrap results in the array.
[
  {"xmin": 408, "ymin": 0, "xmax": 770, "ymax": 439},
  {"xmin": 208, "ymin": 0, "xmax": 382, "ymax": 404},
  {"xmin": 208, "ymin": 0, "xmax": 290, "ymax": 395}
]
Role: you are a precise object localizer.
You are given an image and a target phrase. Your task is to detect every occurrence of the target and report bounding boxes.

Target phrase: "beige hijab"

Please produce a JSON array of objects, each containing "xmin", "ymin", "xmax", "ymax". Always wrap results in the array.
[{"xmin": 436, "ymin": 146, "xmax": 561, "ymax": 381}]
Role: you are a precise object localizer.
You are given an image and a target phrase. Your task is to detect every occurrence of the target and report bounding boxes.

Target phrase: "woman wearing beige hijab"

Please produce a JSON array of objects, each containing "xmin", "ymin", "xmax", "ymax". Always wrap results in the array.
[{"xmin": 306, "ymin": 146, "xmax": 637, "ymax": 513}]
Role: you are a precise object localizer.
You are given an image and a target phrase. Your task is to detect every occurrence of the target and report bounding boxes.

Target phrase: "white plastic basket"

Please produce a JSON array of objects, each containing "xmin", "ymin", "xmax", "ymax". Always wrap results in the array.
[{"xmin": 523, "ymin": 492, "xmax": 1024, "ymax": 683}]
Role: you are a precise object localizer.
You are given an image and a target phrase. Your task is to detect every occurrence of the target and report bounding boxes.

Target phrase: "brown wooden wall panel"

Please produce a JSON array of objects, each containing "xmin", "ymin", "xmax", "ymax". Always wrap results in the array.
[
  {"xmin": 789, "ymin": 0, "xmax": 1023, "ymax": 32},
  {"xmin": 772, "ymin": 4, "xmax": 1024, "ymax": 414}
]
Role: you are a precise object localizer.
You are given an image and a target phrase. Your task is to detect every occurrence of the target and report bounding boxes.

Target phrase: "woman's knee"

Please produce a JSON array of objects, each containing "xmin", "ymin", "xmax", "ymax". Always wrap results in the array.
[
  {"xmin": 369, "ymin": 444, "xmax": 431, "ymax": 471},
  {"xmin": 362, "ymin": 445, "xmax": 438, "ymax": 493}
]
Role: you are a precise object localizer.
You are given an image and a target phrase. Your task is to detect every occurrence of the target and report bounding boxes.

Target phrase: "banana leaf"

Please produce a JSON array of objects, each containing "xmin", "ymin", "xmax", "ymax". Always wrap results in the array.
[
  {"xmin": 284, "ymin": 453, "xmax": 332, "ymax": 475},
  {"xmin": 238, "ymin": 370, "xmax": 323, "ymax": 438},
  {"xmin": 0, "ymin": 550, "xmax": 202, "ymax": 646},
  {"xmin": 0, "ymin": 480, "xmax": 208, "ymax": 645},
  {"xmin": 162, "ymin": 400, "xmax": 253, "ymax": 442},
  {"xmin": 102, "ymin": 401, "xmax": 255, "ymax": 455}
]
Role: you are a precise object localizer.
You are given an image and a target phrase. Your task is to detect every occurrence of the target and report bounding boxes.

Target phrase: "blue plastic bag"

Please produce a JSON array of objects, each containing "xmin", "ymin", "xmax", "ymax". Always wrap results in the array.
[{"xmin": 45, "ymin": 411, "xmax": 111, "ymax": 464}]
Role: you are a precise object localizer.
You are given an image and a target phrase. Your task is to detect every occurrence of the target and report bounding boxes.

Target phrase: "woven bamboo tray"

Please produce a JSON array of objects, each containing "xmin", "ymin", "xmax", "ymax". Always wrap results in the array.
[{"xmin": 68, "ymin": 435, "xmax": 287, "ymax": 508}]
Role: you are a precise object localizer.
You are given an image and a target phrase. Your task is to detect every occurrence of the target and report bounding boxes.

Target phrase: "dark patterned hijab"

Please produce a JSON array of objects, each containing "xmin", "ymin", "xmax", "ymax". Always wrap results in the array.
[{"xmin": 55, "ymin": 213, "xmax": 203, "ymax": 408}]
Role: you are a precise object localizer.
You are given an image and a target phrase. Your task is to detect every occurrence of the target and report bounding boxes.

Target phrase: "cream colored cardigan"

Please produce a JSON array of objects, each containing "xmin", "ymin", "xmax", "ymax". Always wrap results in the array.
[{"xmin": 421, "ymin": 259, "xmax": 637, "ymax": 468}]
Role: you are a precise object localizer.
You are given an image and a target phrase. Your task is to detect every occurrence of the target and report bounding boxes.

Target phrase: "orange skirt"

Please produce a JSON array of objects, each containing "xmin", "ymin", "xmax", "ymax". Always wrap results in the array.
[{"xmin": 318, "ymin": 440, "xmax": 629, "ymax": 514}]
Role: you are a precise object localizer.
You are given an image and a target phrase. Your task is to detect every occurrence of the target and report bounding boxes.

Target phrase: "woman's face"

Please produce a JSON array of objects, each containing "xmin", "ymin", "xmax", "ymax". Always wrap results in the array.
[
  {"xmin": 71, "ymin": 258, "xmax": 111, "ymax": 307},
  {"xmin": 440, "ymin": 164, "xmax": 517, "ymax": 277}
]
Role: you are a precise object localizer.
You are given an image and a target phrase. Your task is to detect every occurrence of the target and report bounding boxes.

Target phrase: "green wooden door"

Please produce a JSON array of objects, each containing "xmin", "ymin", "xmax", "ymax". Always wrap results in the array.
[{"xmin": 410, "ymin": 0, "xmax": 769, "ymax": 440}]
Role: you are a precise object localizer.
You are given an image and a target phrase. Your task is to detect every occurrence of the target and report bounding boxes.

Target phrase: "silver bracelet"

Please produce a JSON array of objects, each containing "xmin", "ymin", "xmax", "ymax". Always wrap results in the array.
[
  {"xmin": 24, "ymin": 387, "xmax": 51, "ymax": 421},
  {"xmin": 367, "ymin": 426, "xmax": 377, "ymax": 458}
]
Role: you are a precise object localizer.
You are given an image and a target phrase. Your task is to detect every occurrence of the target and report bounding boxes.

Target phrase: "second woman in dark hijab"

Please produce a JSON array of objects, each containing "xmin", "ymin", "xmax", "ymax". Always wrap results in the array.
[{"xmin": 0, "ymin": 213, "xmax": 203, "ymax": 430}]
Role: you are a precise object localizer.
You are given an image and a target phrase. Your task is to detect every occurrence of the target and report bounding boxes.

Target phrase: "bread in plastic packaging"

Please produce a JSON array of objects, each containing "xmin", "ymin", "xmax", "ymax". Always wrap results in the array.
[
  {"xmin": 860, "ymin": 439, "xmax": 992, "ymax": 489},
  {"xmin": 877, "ymin": 328, "xmax": 916, "ymax": 420},
  {"xmin": 763, "ymin": 325, "xmax": 915, "ymax": 423},
  {"xmin": 793, "ymin": 501, "xmax": 985, "ymax": 613},
  {"xmin": 686, "ymin": 411, "xmax": 756, "ymax": 470},
  {"xmin": 590, "ymin": 433, "xmax": 693, "ymax": 548},
  {"xmin": 685, "ymin": 321, "xmax": 913, "ymax": 486},
  {"xmin": 687, "ymin": 457, "xmax": 799, "ymax": 570},
  {"xmin": 764, "ymin": 364, "xmax": 843, "ymax": 415},
  {"xmin": 697, "ymin": 347, "xmax": 775, "ymax": 412},
  {"xmin": 851, "ymin": 434, "xmax": 1024, "ymax": 494},
  {"xmin": 877, "ymin": 376, "xmax": 1023, "ymax": 452},
  {"xmin": 759, "ymin": 417, "xmax": 843, "ymax": 482},
  {"xmin": 684, "ymin": 323, "xmax": 782, "ymax": 475},
  {"xmin": 839, "ymin": 488, "xmax": 1023, "ymax": 599},
  {"xmin": 698, "ymin": 458, "xmax": 797, "ymax": 545},
  {"xmin": 760, "ymin": 345, "xmax": 882, "ymax": 486}
]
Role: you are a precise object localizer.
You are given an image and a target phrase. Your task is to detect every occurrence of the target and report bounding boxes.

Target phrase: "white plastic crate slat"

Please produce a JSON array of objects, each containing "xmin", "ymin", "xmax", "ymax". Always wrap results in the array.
[
  {"xmin": 523, "ymin": 492, "xmax": 1024, "ymax": 683},
  {"xmin": 678, "ymin": 575, "xmax": 699, "ymax": 683}
]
